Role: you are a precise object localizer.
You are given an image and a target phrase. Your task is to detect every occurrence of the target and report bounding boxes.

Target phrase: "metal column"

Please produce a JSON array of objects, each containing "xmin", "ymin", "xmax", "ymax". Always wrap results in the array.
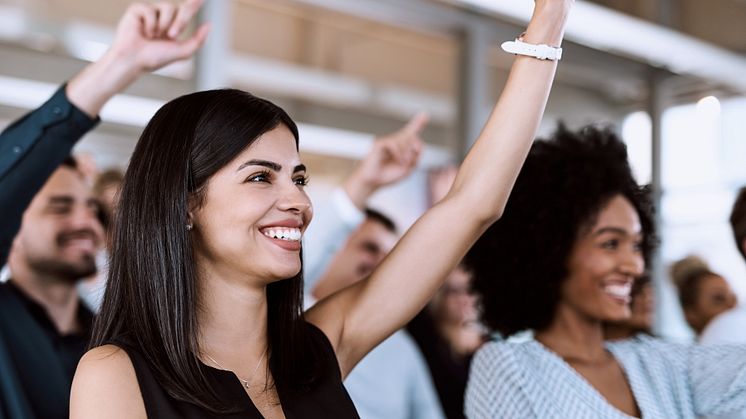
[
  {"xmin": 457, "ymin": 22, "xmax": 492, "ymax": 159},
  {"xmin": 648, "ymin": 70, "xmax": 668, "ymax": 336},
  {"xmin": 196, "ymin": 0, "xmax": 231, "ymax": 90}
]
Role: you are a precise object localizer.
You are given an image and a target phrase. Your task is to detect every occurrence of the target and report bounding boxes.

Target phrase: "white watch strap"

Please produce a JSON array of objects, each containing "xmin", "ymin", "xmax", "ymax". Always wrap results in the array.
[{"xmin": 501, "ymin": 39, "xmax": 563, "ymax": 61}]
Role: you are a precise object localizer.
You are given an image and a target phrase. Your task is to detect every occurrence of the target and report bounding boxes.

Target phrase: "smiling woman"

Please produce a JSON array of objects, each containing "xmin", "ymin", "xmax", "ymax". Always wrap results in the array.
[
  {"xmin": 77, "ymin": 90, "xmax": 337, "ymax": 418},
  {"xmin": 464, "ymin": 124, "xmax": 746, "ymax": 419}
]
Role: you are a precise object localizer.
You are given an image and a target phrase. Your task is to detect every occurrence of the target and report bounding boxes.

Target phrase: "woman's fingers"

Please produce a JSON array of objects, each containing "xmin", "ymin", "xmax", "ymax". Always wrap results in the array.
[
  {"xmin": 130, "ymin": 3, "xmax": 158, "ymax": 38},
  {"xmin": 155, "ymin": 3, "xmax": 178, "ymax": 38},
  {"xmin": 168, "ymin": 0, "xmax": 205, "ymax": 38}
]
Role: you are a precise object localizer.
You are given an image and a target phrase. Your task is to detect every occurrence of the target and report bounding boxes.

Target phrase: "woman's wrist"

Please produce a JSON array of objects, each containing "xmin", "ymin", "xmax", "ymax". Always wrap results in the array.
[{"xmin": 523, "ymin": 2, "xmax": 572, "ymax": 47}]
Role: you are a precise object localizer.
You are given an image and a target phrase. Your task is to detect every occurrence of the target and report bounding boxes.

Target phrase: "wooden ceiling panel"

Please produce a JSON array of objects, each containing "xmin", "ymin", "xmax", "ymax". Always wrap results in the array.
[
  {"xmin": 680, "ymin": 0, "xmax": 746, "ymax": 53},
  {"xmin": 232, "ymin": 1, "xmax": 307, "ymax": 63},
  {"xmin": 583, "ymin": 0, "xmax": 746, "ymax": 53},
  {"xmin": 12, "ymin": 0, "xmax": 131, "ymax": 24},
  {"xmin": 232, "ymin": 0, "xmax": 457, "ymax": 94}
]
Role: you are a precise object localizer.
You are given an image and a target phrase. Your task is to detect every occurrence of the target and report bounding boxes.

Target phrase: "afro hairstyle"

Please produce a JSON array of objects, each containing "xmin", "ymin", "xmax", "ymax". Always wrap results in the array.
[{"xmin": 465, "ymin": 123, "xmax": 656, "ymax": 337}]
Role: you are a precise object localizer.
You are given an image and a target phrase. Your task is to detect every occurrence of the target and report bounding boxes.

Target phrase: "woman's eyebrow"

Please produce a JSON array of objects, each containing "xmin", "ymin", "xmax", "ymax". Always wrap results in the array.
[
  {"xmin": 593, "ymin": 226, "xmax": 630, "ymax": 236},
  {"xmin": 236, "ymin": 159, "xmax": 281, "ymax": 172}
]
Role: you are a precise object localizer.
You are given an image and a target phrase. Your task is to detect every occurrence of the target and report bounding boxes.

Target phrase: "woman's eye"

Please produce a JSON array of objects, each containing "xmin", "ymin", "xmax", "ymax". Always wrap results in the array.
[
  {"xmin": 294, "ymin": 176, "xmax": 309, "ymax": 187},
  {"xmin": 246, "ymin": 171, "xmax": 271, "ymax": 183},
  {"xmin": 601, "ymin": 239, "xmax": 619, "ymax": 249},
  {"xmin": 633, "ymin": 241, "xmax": 644, "ymax": 252}
]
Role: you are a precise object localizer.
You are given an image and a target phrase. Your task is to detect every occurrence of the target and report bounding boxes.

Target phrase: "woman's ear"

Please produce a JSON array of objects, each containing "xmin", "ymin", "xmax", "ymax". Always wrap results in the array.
[
  {"xmin": 186, "ymin": 193, "xmax": 199, "ymax": 230},
  {"xmin": 186, "ymin": 213, "xmax": 194, "ymax": 231}
]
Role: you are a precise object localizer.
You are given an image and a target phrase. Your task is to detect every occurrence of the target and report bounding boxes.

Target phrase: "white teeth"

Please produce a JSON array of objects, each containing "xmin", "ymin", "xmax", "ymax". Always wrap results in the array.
[
  {"xmin": 263, "ymin": 228, "xmax": 302, "ymax": 242},
  {"xmin": 604, "ymin": 283, "xmax": 632, "ymax": 299}
]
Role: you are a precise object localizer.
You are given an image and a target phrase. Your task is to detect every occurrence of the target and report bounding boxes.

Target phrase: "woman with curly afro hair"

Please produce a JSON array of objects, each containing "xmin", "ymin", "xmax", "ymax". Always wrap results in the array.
[{"xmin": 464, "ymin": 124, "xmax": 746, "ymax": 418}]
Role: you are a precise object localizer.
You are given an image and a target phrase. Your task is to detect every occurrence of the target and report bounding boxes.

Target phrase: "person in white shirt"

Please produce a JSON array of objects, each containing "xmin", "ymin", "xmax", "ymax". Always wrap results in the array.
[
  {"xmin": 302, "ymin": 113, "xmax": 428, "ymax": 305},
  {"xmin": 702, "ymin": 187, "xmax": 746, "ymax": 345},
  {"xmin": 700, "ymin": 187, "xmax": 746, "ymax": 419}
]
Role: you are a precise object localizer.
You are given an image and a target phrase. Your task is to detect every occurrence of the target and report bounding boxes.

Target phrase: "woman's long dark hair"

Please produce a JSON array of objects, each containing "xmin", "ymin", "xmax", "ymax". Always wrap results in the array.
[{"xmin": 91, "ymin": 89, "xmax": 322, "ymax": 411}]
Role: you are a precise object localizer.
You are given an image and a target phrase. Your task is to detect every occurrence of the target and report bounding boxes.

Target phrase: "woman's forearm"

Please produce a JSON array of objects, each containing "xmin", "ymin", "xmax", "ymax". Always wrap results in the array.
[{"xmin": 448, "ymin": 1, "xmax": 572, "ymax": 224}]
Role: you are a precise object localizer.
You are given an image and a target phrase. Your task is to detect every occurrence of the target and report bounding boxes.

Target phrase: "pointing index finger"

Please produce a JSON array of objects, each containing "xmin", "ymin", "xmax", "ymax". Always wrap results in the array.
[{"xmin": 402, "ymin": 112, "xmax": 430, "ymax": 136}]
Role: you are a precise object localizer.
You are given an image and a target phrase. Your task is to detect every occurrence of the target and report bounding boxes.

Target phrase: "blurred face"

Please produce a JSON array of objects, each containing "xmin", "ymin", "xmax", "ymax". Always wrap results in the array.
[
  {"xmin": 99, "ymin": 181, "xmax": 122, "ymax": 220},
  {"xmin": 685, "ymin": 274, "xmax": 737, "ymax": 334},
  {"xmin": 340, "ymin": 219, "xmax": 397, "ymax": 282},
  {"xmin": 560, "ymin": 195, "xmax": 645, "ymax": 323},
  {"xmin": 15, "ymin": 166, "xmax": 104, "ymax": 282},
  {"xmin": 616, "ymin": 281, "xmax": 655, "ymax": 333},
  {"xmin": 313, "ymin": 218, "xmax": 397, "ymax": 300},
  {"xmin": 191, "ymin": 125, "xmax": 312, "ymax": 284},
  {"xmin": 431, "ymin": 265, "xmax": 478, "ymax": 326}
]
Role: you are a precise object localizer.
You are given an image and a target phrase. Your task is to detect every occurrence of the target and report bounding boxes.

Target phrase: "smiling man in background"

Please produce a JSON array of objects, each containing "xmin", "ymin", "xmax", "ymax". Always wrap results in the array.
[
  {"xmin": 0, "ymin": 1, "xmax": 209, "ymax": 415},
  {"xmin": 0, "ymin": 157, "xmax": 104, "ymax": 419}
]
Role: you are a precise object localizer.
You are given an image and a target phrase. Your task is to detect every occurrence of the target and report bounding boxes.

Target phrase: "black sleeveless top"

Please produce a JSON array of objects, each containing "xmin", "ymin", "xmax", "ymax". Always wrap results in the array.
[{"xmin": 112, "ymin": 323, "xmax": 359, "ymax": 418}]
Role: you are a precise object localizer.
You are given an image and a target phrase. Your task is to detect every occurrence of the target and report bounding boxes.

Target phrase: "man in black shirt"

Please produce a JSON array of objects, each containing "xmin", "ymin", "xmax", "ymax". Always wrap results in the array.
[
  {"xmin": 0, "ymin": 158, "xmax": 101, "ymax": 419},
  {"xmin": 0, "ymin": 2, "xmax": 209, "ymax": 417}
]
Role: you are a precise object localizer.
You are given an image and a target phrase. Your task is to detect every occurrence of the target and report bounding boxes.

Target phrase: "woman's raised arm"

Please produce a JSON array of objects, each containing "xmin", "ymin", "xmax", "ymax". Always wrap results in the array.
[{"xmin": 306, "ymin": 0, "xmax": 574, "ymax": 377}]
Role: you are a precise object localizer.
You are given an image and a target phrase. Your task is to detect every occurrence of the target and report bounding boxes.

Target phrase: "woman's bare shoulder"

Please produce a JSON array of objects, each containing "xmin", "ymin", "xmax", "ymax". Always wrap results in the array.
[{"xmin": 70, "ymin": 344, "xmax": 147, "ymax": 419}]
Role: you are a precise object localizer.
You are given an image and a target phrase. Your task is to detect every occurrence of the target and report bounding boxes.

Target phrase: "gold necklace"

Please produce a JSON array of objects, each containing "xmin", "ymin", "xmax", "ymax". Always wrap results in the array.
[{"xmin": 204, "ymin": 350, "xmax": 266, "ymax": 389}]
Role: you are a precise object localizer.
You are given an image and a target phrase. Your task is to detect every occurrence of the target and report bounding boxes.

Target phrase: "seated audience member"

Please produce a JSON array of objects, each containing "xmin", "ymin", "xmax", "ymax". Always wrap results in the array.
[
  {"xmin": 302, "ymin": 113, "xmax": 427, "ymax": 299},
  {"xmin": 92, "ymin": 168, "xmax": 125, "ymax": 227},
  {"xmin": 0, "ymin": 157, "xmax": 104, "ymax": 419},
  {"xmin": 670, "ymin": 255, "xmax": 737, "ymax": 337},
  {"xmin": 77, "ymin": 168, "xmax": 124, "ymax": 312},
  {"xmin": 312, "ymin": 210, "xmax": 445, "ymax": 419},
  {"xmin": 0, "ymin": 1, "xmax": 208, "ymax": 417},
  {"xmin": 701, "ymin": 187, "xmax": 746, "ymax": 345},
  {"xmin": 465, "ymin": 124, "xmax": 746, "ymax": 419},
  {"xmin": 407, "ymin": 263, "xmax": 487, "ymax": 419},
  {"xmin": 700, "ymin": 188, "xmax": 746, "ymax": 419},
  {"xmin": 604, "ymin": 279, "xmax": 654, "ymax": 341},
  {"xmin": 301, "ymin": 114, "xmax": 441, "ymax": 419}
]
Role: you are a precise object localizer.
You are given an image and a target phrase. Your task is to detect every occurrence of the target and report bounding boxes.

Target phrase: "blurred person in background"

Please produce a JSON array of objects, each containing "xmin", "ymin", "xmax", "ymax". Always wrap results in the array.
[
  {"xmin": 311, "ymin": 209, "xmax": 399, "ymax": 304},
  {"xmin": 92, "ymin": 168, "xmax": 125, "ymax": 229},
  {"xmin": 0, "ymin": 1, "xmax": 208, "ymax": 417},
  {"xmin": 68, "ymin": 0, "xmax": 571, "ymax": 416},
  {"xmin": 312, "ymin": 210, "xmax": 445, "ymax": 419},
  {"xmin": 465, "ymin": 123, "xmax": 746, "ymax": 418},
  {"xmin": 77, "ymin": 168, "xmax": 125, "ymax": 312},
  {"xmin": 701, "ymin": 187, "xmax": 746, "ymax": 345},
  {"xmin": 407, "ymin": 263, "xmax": 487, "ymax": 419},
  {"xmin": 302, "ymin": 113, "xmax": 427, "ymax": 302},
  {"xmin": 603, "ymin": 278, "xmax": 654, "ymax": 341},
  {"xmin": 670, "ymin": 255, "xmax": 737, "ymax": 337},
  {"xmin": 404, "ymin": 167, "xmax": 487, "ymax": 419},
  {"xmin": 700, "ymin": 189, "xmax": 746, "ymax": 419},
  {"xmin": 302, "ymin": 114, "xmax": 443, "ymax": 419},
  {"xmin": 0, "ymin": 157, "xmax": 104, "ymax": 419}
]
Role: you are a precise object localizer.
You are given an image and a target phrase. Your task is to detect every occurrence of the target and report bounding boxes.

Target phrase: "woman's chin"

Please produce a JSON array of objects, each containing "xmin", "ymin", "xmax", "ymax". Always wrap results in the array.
[
  {"xmin": 265, "ymin": 267, "xmax": 302, "ymax": 283},
  {"xmin": 600, "ymin": 308, "xmax": 632, "ymax": 323}
]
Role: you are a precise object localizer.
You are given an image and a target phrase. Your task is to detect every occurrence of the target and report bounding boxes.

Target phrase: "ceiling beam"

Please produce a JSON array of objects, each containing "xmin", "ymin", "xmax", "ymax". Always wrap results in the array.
[{"xmin": 441, "ymin": 0, "xmax": 746, "ymax": 94}]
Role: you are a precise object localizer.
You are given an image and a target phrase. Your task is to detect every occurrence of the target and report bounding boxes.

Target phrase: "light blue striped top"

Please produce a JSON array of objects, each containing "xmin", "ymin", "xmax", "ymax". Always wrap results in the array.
[{"xmin": 465, "ymin": 334, "xmax": 746, "ymax": 418}]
